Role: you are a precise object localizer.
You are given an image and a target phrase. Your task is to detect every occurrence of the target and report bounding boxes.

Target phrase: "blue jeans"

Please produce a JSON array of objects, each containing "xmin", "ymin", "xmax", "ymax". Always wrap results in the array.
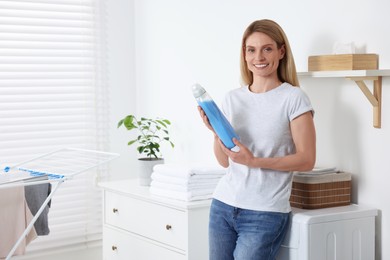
[{"xmin": 209, "ymin": 199, "xmax": 290, "ymax": 260}]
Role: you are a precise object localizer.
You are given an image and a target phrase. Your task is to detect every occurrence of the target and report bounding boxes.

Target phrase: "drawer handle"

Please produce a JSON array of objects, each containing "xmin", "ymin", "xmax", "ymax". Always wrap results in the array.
[
  {"xmin": 165, "ymin": 224, "xmax": 172, "ymax": 230},
  {"xmin": 112, "ymin": 245, "xmax": 117, "ymax": 251},
  {"xmin": 112, "ymin": 208, "xmax": 118, "ymax": 213}
]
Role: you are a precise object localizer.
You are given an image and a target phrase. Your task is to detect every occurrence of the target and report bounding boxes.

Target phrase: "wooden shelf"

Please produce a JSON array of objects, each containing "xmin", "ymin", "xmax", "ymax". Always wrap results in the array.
[
  {"xmin": 298, "ymin": 69, "xmax": 390, "ymax": 128},
  {"xmin": 298, "ymin": 69, "xmax": 390, "ymax": 78}
]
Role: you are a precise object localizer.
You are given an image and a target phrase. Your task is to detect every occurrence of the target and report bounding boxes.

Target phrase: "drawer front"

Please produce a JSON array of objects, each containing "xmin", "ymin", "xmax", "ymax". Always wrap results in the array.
[
  {"xmin": 105, "ymin": 191, "xmax": 187, "ymax": 249},
  {"xmin": 103, "ymin": 226, "xmax": 185, "ymax": 260}
]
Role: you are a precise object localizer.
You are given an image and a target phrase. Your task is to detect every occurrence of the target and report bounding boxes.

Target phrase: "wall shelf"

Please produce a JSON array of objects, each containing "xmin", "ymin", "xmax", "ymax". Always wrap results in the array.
[{"xmin": 297, "ymin": 69, "xmax": 390, "ymax": 128}]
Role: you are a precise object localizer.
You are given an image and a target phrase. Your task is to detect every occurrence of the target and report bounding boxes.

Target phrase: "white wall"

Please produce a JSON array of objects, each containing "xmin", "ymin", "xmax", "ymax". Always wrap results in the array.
[
  {"xmin": 108, "ymin": 0, "xmax": 390, "ymax": 259},
  {"xmin": 107, "ymin": 0, "xmax": 137, "ymax": 180}
]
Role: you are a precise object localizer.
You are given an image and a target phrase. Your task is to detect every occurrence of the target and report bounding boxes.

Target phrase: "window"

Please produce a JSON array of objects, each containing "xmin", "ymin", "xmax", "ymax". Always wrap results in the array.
[{"xmin": 0, "ymin": 0, "xmax": 108, "ymax": 257}]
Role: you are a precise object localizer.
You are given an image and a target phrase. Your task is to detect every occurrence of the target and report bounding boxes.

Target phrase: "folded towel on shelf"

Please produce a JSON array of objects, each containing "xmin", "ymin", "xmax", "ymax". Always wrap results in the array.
[
  {"xmin": 294, "ymin": 167, "xmax": 339, "ymax": 176},
  {"xmin": 151, "ymin": 171, "xmax": 222, "ymax": 186},
  {"xmin": 153, "ymin": 163, "xmax": 226, "ymax": 179},
  {"xmin": 149, "ymin": 163, "xmax": 225, "ymax": 201},
  {"xmin": 150, "ymin": 186, "xmax": 214, "ymax": 202},
  {"xmin": 151, "ymin": 180, "xmax": 218, "ymax": 192},
  {"xmin": 149, "ymin": 163, "xmax": 226, "ymax": 201}
]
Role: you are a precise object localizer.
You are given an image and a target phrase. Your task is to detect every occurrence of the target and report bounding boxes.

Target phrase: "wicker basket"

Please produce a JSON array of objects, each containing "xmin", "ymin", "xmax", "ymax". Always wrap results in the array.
[{"xmin": 290, "ymin": 172, "xmax": 351, "ymax": 209}]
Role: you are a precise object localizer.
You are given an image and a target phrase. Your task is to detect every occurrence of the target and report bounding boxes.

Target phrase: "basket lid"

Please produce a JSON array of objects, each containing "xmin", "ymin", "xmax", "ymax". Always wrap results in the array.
[{"xmin": 293, "ymin": 171, "xmax": 351, "ymax": 184}]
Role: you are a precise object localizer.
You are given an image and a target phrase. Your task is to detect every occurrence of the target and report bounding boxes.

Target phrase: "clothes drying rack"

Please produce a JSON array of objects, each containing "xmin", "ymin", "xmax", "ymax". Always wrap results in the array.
[{"xmin": 0, "ymin": 147, "xmax": 119, "ymax": 260}]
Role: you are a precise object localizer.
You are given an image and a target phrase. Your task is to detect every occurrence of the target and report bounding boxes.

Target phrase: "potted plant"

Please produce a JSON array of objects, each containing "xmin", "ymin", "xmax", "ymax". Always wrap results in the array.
[{"xmin": 117, "ymin": 114, "xmax": 174, "ymax": 185}]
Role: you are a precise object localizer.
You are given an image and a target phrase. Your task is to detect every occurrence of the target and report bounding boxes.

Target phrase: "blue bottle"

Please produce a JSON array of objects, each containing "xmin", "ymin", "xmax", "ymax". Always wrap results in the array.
[{"xmin": 192, "ymin": 83, "xmax": 239, "ymax": 151}]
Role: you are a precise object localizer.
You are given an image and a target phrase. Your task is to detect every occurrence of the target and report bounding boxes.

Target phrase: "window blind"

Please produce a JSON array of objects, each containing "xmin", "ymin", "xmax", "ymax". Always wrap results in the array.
[{"xmin": 0, "ymin": 0, "xmax": 109, "ymax": 258}]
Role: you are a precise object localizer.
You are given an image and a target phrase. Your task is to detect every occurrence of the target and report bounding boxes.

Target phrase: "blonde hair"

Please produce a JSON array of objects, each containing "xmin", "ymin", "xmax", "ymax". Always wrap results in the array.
[{"xmin": 240, "ymin": 19, "xmax": 299, "ymax": 87}]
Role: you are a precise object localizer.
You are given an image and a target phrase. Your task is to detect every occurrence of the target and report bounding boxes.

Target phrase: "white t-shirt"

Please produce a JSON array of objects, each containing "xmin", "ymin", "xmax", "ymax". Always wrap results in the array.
[{"xmin": 213, "ymin": 82, "xmax": 313, "ymax": 213}]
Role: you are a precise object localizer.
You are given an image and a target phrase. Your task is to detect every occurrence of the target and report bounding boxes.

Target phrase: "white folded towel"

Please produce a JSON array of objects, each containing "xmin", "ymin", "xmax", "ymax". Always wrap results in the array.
[
  {"xmin": 150, "ymin": 186, "xmax": 214, "ymax": 202},
  {"xmin": 151, "ymin": 179, "xmax": 218, "ymax": 192},
  {"xmin": 294, "ymin": 167, "xmax": 339, "ymax": 176},
  {"xmin": 151, "ymin": 171, "xmax": 222, "ymax": 185},
  {"xmin": 153, "ymin": 163, "xmax": 226, "ymax": 179}
]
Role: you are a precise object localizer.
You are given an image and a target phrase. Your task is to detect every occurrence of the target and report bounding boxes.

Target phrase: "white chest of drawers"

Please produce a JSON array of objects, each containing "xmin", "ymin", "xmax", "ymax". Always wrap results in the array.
[{"xmin": 98, "ymin": 179, "xmax": 211, "ymax": 260}]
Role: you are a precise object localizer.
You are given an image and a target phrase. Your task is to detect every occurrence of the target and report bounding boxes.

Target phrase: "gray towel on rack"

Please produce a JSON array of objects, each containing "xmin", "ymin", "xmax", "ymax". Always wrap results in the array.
[{"xmin": 24, "ymin": 183, "xmax": 51, "ymax": 236}]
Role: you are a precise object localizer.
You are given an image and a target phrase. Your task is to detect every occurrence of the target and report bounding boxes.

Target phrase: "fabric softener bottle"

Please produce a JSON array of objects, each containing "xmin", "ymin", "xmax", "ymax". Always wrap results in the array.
[{"xmin": 192, "ymin": 83, "xmax": 239, "ymax": 151}]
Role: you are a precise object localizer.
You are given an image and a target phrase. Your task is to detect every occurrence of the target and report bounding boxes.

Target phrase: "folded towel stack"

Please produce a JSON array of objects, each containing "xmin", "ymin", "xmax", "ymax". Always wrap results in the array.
[{"xmin": 150, "ymin": 164, "xmax": 226, "ymax": 201}]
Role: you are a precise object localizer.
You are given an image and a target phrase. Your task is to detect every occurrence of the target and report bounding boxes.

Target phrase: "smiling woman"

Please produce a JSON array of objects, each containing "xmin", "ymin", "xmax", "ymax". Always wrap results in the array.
[
  {"xmin": 0, "ymin": 0, "xmax": 109, "ymax": 259},
  {"xmin": 196, "ymin": 19, "xmax": 316, "ymax": 260}
]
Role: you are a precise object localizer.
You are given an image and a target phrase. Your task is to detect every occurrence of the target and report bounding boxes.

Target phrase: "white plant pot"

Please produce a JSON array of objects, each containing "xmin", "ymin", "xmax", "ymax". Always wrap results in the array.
[{"xmin": 137, "ymin": 158, "xmax": 164, "ymax": 186}]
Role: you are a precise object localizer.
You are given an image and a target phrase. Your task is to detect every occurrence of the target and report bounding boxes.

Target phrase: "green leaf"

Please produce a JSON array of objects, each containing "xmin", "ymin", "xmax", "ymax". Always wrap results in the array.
[
  {"xmin": 156, "ymin": 120, "xmax": 167, "ymax": 128},
  {"xmin": 128, "ymin": 140, "xmax": 137, "ymax": 146},
  {"xmin": 138, "ymin": 146, "xmax": 145, "ymax": 154},
  {"xmin": 117, "ymin": 119, "xmax": 124, "ymax": 128},
  {"xmin": 123, "ymin": 115, "xmax": 137, "ymax": 130}
]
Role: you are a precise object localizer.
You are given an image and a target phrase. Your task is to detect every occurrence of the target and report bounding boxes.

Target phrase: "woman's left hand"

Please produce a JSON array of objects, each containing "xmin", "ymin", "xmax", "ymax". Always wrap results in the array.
[{"xmin": 218, "ymin": 138, "xmax": 254, "ymax": 167}]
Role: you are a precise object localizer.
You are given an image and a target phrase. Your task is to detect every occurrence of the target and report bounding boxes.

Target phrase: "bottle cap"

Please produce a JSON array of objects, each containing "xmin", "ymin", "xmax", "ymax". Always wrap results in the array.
[{"xmin": 192, "ymin": 83, "xmax": 206, "ymax": 98}]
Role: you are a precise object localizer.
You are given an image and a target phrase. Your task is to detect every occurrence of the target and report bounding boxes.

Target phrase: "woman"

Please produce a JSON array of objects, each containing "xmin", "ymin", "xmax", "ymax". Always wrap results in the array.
[{"xmin": 198, "ymin": 19, "xmax": 316, "ymax": 260}]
